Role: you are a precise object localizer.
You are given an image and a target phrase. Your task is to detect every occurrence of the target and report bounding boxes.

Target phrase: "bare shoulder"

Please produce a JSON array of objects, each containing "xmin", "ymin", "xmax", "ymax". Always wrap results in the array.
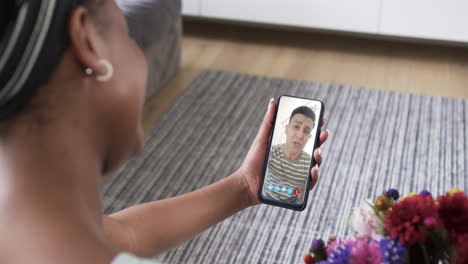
[
  {"xmin": 0, "ymin": 216, "xmax": 117, "ymax": 264},
  {"xmin": 112, "ymin": 253, "xmax": 159, "ymax": 264},
  {"xmin": 1, "ymin": 248, "xmax": 115, "ymax": 264}
]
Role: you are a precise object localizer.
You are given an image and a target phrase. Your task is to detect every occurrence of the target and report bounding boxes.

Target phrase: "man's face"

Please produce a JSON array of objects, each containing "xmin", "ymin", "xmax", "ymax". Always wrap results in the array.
[{"xmin": 285, "ymin": 114, "xmax": 314, "ymax": 153}]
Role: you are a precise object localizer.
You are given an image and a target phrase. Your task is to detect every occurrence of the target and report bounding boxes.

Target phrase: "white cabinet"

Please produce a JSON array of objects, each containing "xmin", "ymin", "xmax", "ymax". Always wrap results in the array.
[
  {"xmin": 380, "ymin": 0, "xmax": 468, "ymax": 43},
  {"xmin": 200, "ymin": 0, "xmax": 380, "ymax": 34},
  {"xmin": 182, "ymin": 0, "xmax": 200, "ymax": 16},
  {"xmin": 182, "ymin": 0, "xmax": 468, "ymax": 44},
  {"xmin": 307, "ymin": 0, "xmax": 380, "ymax": 33}
]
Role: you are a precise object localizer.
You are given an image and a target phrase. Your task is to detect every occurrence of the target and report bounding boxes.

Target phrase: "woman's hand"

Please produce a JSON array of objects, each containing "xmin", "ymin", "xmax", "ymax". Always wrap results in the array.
[
  {"xmin": 104, "ymin": 98, "xmax": 329, "ymax": 256},
  {"xmin": 236, "ymin": 98, "xmax": 330, "ymax": 206}
]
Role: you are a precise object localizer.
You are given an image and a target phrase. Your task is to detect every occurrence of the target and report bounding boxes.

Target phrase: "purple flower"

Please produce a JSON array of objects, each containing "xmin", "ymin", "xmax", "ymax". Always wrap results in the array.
[
  {"xmin": 419, "ymin": 190, "xmax": 432, "ymax": 197},
  {"xmin": 318, "ymin": 244, "xmax": 351, "ymax": 264},
  {"xmin": 385, "ymin": 189, "xmax": 400, "ymax": 200},
  {"xmin": 311, "ymin": 239, "xmax": 325, "ymax": 251},
  {"xmin": 311, "ymin": 239, "xmax": 327, "ymax": 261},
  {"xmin": 379, "ymin": 238, "xmax": 407, "ymax": 264}
]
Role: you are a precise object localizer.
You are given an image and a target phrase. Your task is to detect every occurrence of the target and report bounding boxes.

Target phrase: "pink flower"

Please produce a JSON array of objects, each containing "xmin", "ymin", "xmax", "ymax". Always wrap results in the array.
[
  {"xmin": 349, "ymin": 201, "xmax": 384, "ymax": 240},
  {"xmin": 423, "ymin": 217, "xmax": 437, "ymax": 230},
  {"xmin": 348, "ymin": 239, "xmax": 382, "ymax": 264},
  {"xmin": 325, "ymin": 238, "xmax": 382, "ymax": 264}
]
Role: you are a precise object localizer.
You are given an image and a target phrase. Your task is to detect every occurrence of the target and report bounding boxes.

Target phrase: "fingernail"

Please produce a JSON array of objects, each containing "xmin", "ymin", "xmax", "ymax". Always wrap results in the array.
[
  {"xmin": 317, "ymin": 148, "xmax": 322, "ymax": 156},
  {"xmin": 326, "ymin": 129, "xmax": 331, "ymax": 137},
  {"xmin": 266, "ymin": 98, "xmax": 274, "ymax": 112},
  {"xmin": 311, "ymin": 164, "xmax": 318, "ymax": 171}
]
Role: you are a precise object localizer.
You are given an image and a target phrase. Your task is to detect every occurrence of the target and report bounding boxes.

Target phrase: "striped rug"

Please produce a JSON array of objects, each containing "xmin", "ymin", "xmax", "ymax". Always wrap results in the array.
[{"xmin": 102, "ymin": 70, "xmax": 468, "ymax": 264}]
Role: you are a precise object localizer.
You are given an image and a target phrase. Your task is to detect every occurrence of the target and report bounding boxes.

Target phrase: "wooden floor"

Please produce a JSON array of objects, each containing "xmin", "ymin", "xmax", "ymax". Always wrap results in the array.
[{"xmin": 143, "ymin": 20, "xmax": 468, "ymax": 130}]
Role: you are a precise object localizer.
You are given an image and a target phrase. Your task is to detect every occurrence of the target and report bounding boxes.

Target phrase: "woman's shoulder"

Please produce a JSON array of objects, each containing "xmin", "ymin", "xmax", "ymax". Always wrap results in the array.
[{"xmin": 112, "ymin": 253, "xmax": 161, "ymax": 264}]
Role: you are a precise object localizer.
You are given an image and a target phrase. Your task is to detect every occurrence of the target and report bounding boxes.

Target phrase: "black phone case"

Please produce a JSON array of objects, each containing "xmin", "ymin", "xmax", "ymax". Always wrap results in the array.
[{"xmin": 258, "ymin": 95, "xmax": 325, "ymax": 211}]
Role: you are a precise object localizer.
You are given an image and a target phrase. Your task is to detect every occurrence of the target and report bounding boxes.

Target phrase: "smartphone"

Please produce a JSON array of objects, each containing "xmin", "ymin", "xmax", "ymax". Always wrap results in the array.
[{"xmin": 259, "ymin": 95, "xmax": 324, "ymax": 211}]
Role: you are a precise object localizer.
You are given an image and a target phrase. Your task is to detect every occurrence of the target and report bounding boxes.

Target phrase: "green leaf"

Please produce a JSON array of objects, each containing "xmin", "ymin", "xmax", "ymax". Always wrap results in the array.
[
  {"xmin": 420, "ymin": 244, "xmax": 430, "ymax": 264},
  {"xmin": 348, "ymin": 215, "xmax": 354, "ymax": 230},
  {"xmin": 366, "ymin": 201, "xmax": 385, "ymax": 223},
  {"xmin": 375, "ymin": 226, "xmax": 386, "ymax": 236}
]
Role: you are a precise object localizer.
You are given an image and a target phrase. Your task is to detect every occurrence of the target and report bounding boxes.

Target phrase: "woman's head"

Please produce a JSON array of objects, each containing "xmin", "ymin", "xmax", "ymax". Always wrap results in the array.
[{"xmin": 0, "ymin": 0, "xmax": 148, "ymax": 174}]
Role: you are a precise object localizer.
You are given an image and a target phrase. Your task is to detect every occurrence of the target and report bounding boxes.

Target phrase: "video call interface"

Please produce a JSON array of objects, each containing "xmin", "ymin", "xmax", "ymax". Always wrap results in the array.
[{"xmin": 262, "ymin": 96, "xmax": 321, "ymax": 205}]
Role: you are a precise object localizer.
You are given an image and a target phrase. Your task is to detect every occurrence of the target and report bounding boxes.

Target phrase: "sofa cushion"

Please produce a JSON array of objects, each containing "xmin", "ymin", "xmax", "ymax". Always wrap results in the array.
[{"xmin": 116, "ymin": 0, "xmax": 182, "ymax": 99}]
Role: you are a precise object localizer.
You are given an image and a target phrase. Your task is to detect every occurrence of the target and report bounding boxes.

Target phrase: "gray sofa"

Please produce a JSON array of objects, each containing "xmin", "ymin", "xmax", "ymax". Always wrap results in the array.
[{"xmin": 116, "ymin": 0, "xmax": 182, "ymax": 100}]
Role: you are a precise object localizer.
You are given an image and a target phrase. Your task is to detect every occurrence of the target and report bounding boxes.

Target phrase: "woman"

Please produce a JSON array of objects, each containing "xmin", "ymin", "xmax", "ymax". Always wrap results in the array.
[{"xmin": 0, "ymin": 0, "xmax": 329, "ymax": 263}]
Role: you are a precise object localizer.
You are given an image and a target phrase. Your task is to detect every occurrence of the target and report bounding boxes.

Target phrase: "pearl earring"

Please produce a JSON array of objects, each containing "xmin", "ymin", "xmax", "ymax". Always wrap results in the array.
[{"xmin": 85, "ymin": 68, "xmax": 93, "ymax": 76}]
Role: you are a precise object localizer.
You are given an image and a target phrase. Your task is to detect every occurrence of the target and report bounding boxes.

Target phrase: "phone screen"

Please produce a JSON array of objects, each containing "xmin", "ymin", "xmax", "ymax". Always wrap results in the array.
[{"xmin": 260, "ymin": 95, "xmax": 323, "ymax": 209}]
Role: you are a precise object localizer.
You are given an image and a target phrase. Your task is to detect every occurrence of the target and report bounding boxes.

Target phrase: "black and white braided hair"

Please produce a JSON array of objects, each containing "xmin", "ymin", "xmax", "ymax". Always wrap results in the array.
[{"xmin": 0, "ymin": 0, "xmax": 85, "ymax": 120}]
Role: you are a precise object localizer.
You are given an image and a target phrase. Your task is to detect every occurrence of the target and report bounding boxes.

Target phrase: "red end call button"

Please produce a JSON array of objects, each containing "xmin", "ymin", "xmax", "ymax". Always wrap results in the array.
[{"xmin": 294, "ymin": 188, "xmax": 300, "ymax": 196}]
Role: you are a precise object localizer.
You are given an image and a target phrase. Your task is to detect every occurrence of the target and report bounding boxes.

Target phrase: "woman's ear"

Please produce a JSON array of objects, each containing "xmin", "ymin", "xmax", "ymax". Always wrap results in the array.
[{"xmin": 68, "ymin": 6, "xmax": 106, "ymax": 76}]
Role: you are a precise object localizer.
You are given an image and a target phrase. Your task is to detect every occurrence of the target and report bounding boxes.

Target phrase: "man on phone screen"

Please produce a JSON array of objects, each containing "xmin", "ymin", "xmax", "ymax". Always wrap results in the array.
[{"xmin": 263, "ymin": 106, "xmax": 315, "ymax": 203}]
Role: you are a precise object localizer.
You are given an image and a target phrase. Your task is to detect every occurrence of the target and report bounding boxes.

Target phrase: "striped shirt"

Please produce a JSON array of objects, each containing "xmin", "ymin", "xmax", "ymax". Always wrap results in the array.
[{"xmin": 262, "ymin": 144, "xmax": 311, "ymax": 203}]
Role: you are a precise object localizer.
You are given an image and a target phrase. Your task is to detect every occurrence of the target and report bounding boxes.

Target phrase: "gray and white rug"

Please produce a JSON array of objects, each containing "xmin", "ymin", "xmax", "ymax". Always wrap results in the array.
[{"xmin": 102, "ymin": 70, "xmax": 468, "ymax": 264}]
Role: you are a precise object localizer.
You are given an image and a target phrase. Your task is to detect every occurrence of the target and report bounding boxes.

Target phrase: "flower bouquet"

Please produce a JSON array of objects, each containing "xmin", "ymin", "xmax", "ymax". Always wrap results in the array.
[{"xmin": 304, "ymin": 188, "xmax": 468, "ymax": 264}]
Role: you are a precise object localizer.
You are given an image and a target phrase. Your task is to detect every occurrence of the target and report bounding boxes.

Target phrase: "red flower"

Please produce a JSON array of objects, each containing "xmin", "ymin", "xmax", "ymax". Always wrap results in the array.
[
  {"xmin": 454, "ymin": 234, "xmax": 468, "ymax": 264},
  {"xmin": 303, "ymin": 253, "xmax": 315, "ymax": 264},
  {"xmin": 385, "ymin": 195, "xmax": 440, "ymax": 246},
  {"xmin": 437, "ymin": 192, "xmax": 468, "ymax": 242}
]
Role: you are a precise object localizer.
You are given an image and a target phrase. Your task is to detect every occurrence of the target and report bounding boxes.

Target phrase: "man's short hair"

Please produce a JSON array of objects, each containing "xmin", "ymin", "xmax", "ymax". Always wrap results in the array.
[{"xmin": 289, "ymin": 106, "xmax": 316, "ymax": 123}]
